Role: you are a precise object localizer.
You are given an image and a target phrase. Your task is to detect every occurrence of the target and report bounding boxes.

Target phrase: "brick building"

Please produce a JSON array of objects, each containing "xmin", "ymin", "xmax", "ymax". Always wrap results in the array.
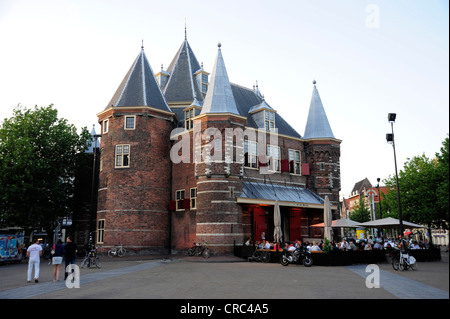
[{"xmin": 95, "ymin": 34, "xmax": 341, "ymax": 255}]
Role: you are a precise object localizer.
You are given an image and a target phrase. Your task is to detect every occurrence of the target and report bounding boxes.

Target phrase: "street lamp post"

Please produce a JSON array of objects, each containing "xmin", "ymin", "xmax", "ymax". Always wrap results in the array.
[
  {"xmin": 376, "ymin": 177, "xmax": 382, "ymax": 219},
  {"xmin": 386, "ymin": 113, "xmax": 404, "ymax": 239}
]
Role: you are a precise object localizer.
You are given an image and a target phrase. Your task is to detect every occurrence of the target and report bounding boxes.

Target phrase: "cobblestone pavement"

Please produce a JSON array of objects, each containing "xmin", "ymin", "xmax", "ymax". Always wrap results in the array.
[{"xmin": 0, "ymin": 251, "xmax": 448, "ymax": 300}]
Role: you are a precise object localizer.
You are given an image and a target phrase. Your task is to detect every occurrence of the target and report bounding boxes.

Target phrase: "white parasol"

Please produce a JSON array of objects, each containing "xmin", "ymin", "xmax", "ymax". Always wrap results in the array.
[
  {"xmin": 273, "ymin": 200, "xmax": 283, "ymax": 243},
  {"xmin": 323, "ymin": 196, "xmax": 333, "ymax": 241}
]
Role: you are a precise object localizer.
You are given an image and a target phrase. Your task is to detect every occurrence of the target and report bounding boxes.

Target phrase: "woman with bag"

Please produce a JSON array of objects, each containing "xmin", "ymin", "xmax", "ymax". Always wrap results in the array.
[{"xmin": 51, "ymin": 239, "xmax": 65, "ymax": 282}]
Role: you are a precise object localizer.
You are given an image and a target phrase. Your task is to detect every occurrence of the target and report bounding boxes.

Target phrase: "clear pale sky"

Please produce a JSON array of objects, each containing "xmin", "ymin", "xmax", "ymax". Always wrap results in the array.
[{"xmin": 0, "ymin": 0, "xmax": 448, "ymax": 198}]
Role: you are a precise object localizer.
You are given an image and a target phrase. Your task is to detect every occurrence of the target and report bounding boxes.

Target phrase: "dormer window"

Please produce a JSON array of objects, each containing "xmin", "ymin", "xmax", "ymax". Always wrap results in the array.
[
  {"xmin": 265, "ymin": 110, "xmax": 275, "ymax": 131},
  {"xmin": 195, "ymin": 66, "xmax": 210, "ymax": 95},
  {"xmin": 185, "ymin": 109, "xmax": 195, "ymax": 130}
]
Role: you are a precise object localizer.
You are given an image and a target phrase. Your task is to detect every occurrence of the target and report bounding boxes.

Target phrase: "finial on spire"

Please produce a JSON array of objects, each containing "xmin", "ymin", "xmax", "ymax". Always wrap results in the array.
[
  {"xmin": 185, "ymin": 19, "xmax": 187, "ymax": 40},
  {"xmin": 218, "ymin": 42, "xmax": 222, "ymax": 49},
  {"xmin": 313, "ymin": 79, "xmax": 316, "ymax": 85},
  {"xmin": 141, "ymin": 39, "xmax": 144, "ymax": 50}
]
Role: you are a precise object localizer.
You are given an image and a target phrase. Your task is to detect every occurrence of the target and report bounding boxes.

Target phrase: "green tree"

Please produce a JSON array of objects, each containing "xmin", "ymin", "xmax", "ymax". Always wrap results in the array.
[
  {"xmin": 435, "ymin": 136, "xmax": 449, "ymax": 229},
  {"xmin": 0, "ymin": 105, "xmax": 91, "ymax": 238},
  {"xmin": 349, "ymin": 196, "xmax": 371, "ymax": 223},
  {"xmin": 382, "ymin": 136, "xmax": 449, "ymax": 230}
]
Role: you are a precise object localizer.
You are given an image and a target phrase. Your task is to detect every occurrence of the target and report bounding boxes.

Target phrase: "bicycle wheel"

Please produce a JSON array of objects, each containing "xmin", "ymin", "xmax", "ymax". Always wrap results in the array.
[
  {"xmin": 202, "ymin": 248, "xmax": 211, "ymax": 259},
  {"xmin": 108, "ymin": 250, "xmax": 114, "ymax": 258},
  {"xmin": 118, "ymin": 247, "xmax": 126, "ymax": 257},
  {"xmin": 81, "ymin": 257, "xmax": 89, "ymax": 268},
  {"xmin": 94, "ymin": 257, "xmax": 102, "ymax": 268},
  {"xmin": 187, "ymin": 248, "xmax": 195, "ymax": 256},
  {"xmin": 261, "ymin": 252, "xmax": 270, "ymax": 263},
  {"xmin": 399, "ymin": 259, "xmax": 407, "ymax": 271},
  {"xmin": 392, "ymin": 257, "xmax": 400, "ymax": 271},
  {"xmin": 409, "ymin": 260, "xmax": 417, "ymax": 271}
]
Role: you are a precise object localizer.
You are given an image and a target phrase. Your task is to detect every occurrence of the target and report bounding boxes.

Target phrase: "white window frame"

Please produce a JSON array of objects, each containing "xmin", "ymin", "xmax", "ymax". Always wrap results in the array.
[
  {"xmin": 264, "ymin": 110, "xmax": 275, "ymax": 131},
  {"xmin": 124, "ymin": 115, "xmax": 136, "ymax": 130},
  {"xmin": 185, "ymin": 108, "xmax": 195, "ymax": 130},
  {"xmin": 97, "ymin": 219, "xmax": 105, "ymax": 244},
  {"xmin": 103, "ymin": 119, "xmax": 109, "ymax": 134},
  {"xmin": 190, "ymin": 188, "xmax": 197, "ymax": 210},
  {"xmin": 244, "ymin": 140, "xmax": 258, "ymax": 169},
  {"xmin": 115, "ymin": 144, "xmax": 130, "ymax": 168},
  {"xmin": 267, "ymin": 144, "xmax": 281, "ymax": 172},
  {"xmin": 176, "ymin": 189, "xmax": 186, "ymax": 211},
  {"xmin": 288, "ymin": 149, "xmax": 301, "ymax": 175}
]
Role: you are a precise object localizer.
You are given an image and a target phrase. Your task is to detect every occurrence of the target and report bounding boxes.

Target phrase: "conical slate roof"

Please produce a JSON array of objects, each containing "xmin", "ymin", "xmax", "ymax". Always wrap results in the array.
[
  {"xmin": 303, "ymin": 81, "xmax": 335, "ymax": 139},
  {"xmin": 163, "ymin": 39, "xmax": 204, "ymax": 103},
  {"xmin": 106, "ymin": 47, "xmax": 171, "ymax": 113},
  {"xmin": 201, "ymin": 43, "xmax": 239, "ymax": 115}
]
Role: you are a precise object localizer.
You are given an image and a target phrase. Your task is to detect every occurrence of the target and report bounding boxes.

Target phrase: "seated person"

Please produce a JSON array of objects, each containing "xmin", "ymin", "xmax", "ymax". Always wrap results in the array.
[
  {"xmin": 410, "ymin": 241, "xmax": 421, "ymax": 249},
  {"xmin": 310, "ymin": 242, "xmax": 321, "ymax": 251}
]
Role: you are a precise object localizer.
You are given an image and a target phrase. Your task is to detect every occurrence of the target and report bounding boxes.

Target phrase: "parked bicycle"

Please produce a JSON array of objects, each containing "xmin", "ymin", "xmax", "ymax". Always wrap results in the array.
[
  {"xmin": 81, "ymin": 248, "xmax": 101, "ymax": 269},
  {"xmin": 248, "ymin": 247, "xmax": 270, "ymax": 263},
  {"xmin": 391, "ymin": 243, "xmax": 417, "ymax": 271},
  {"xmin": 108, "ymin": 244, "xmax": 126, "ymax": 258},
  {"xmin": 187, "ymin": 242, "xmax": 211, "ymax": 258}
]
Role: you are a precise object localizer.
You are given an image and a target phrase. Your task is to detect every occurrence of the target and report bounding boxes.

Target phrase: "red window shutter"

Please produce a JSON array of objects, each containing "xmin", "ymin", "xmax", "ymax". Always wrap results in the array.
[
  {"xmin": 183, "ymin": 198, "xmax": 190, "ymax": 210},
  {"xmin": 281, "ymin": 159, "xmax": 290, "ymax": 172},
  {"xmin": 301, "ymin": 163, "xmax": 310, "ymax": 175},
  {"xmin": 259, "ymin": 155, "xmax": 268, "ymax": 167},
  {"xmin": 169, "ymin": 201, "xmax": 176, "ymax": 211}
]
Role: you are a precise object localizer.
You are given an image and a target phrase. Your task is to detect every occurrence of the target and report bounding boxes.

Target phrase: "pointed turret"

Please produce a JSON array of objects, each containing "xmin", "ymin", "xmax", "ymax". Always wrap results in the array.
[
  {"xmin": 200, "ymin": 43, "xmax": 239, "ymax": 115},
  {"xmin": 106, "ymin": 47, "xmax": 171, "ymax": 113},
  {"xmin": 303, "ymin": 80, "xmax": 335, "ymax": 139},
  {"xmin": 163, "ymin": 37, "xmax": 205, "ymax": 104}
]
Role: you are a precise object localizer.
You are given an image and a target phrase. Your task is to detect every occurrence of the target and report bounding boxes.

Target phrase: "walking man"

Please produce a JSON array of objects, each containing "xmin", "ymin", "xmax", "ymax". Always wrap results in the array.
[{"xmin": 27, "ymin": 238, "xmax": 43, "ymax": 283}]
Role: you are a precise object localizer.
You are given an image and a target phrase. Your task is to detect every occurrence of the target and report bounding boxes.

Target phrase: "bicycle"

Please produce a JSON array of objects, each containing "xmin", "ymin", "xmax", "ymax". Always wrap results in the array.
[
  {"xmin": 81, "ymin": 248, "xmax": 102, "ymax": 269},
  {"xmin": 248, "ymin": 247, "xmax": 270, "ymax": 263},
  {"xmin": 187, "ymin": 242, "xmax": 211, "ymax": 258},
  {"xmin": 108, "ymin": 244, "xmax": 126, "ymax": 258},
  {"xmin": 391, "ymin": 246, "xmax": 417, "ymax": 271}
]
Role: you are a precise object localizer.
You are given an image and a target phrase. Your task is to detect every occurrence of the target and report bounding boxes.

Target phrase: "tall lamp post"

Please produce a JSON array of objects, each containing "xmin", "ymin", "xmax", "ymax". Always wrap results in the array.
[
  {"xmin": 386, "ymin": 113, "xmax": 404, "ymax": 239},
  {"xmin": 376, "ymin": 177, "xmax": 382, "ymax": 219}
]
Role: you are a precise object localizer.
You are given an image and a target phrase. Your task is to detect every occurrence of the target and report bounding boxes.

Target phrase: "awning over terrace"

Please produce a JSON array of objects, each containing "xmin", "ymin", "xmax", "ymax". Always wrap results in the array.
[{"xmin": 237, "ymin": 181, "xmax": 337, "ymax": 209}]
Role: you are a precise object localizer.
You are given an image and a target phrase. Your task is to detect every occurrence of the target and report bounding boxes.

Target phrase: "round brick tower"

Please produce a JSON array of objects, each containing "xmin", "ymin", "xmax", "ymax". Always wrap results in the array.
[
  {"xmin": 193, "ymin": 43, "xmax": 247, "ymax": 254},
  {"xmin": 96, "ymin": 47, "xmax": 175, "ymax": 254}
]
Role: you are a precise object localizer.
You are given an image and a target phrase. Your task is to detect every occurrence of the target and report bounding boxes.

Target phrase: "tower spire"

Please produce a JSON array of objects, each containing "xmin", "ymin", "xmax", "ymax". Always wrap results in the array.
[
  {"xmin": 303, "ymin": 80, "xmax": 335, "ymax": 139},
  {"xmin": 201, "ymin": 42, "xmax": 239, "ymax": 115}
]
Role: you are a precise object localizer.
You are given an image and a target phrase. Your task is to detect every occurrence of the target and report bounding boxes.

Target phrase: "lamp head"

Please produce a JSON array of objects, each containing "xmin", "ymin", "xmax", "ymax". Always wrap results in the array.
[
  {"xmin": 386, "ymin": 133, "xmax": 394, "ymax": 143},
  {"xmin": 388, "ymin": 113, "xmax": 396, "ymax": 122}
]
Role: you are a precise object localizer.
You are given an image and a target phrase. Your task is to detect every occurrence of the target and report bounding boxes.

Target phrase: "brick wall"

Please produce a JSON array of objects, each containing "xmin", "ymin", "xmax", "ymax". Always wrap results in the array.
[{"xmin": 96, "ymin": 108, "xmax": 174, "ymax": 254}]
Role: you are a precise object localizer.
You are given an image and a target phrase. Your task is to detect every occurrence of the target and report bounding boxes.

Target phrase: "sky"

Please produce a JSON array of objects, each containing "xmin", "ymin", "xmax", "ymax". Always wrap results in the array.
[{"xmin": 0, "ymin": 0, "xmax": 448, "ymax": 198}]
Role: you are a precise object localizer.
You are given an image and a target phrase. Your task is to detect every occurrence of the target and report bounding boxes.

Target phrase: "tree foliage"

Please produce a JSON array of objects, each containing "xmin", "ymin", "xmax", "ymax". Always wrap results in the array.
[
  {"xmin": 349, "ymin": 196, "xmax": 371, "ymax": 223},
  {"xmin": 0, "ymin": 105, "xmax": 91, "ymax": 234},
  {"xmin": 382, "ymin": 136, "xmax": 449, "ymax": 230}
]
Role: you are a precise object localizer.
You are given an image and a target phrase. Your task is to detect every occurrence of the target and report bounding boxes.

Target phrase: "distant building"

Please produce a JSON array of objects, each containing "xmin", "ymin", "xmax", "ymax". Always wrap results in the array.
[
  {"xmin": 340, "ymin": 178, "xmax": 388, "ymax": 220},
  {"xmin": 95, "ymin": 33, "xmax": 342, "ymax": 255}
]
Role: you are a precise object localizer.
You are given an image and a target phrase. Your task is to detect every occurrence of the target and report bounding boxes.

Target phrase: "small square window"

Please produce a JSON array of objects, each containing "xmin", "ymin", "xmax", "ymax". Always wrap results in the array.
[{"xmin": 125, "ymin": 116, "xmax": 135, "ymax": 130}]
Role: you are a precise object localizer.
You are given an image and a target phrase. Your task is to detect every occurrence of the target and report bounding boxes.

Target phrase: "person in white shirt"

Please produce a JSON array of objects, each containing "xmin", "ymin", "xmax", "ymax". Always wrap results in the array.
[
  {"xmin": 27, "ymin": 238, "xmax": 43, "ymax": 283},
  {"xmin": 288, "ymin": 243, "xmax": 296, "ymax": 251},
  {"xmin": 310, "ymin": 242, "xmax": 321, "ymax": 252},
  {"xmin": 340, "ymin": 239, "xmax": 349, "ymax": 251},
  {"xmin": 411, "ymin": 241, "xmax": 421, "ymax": 249},
  {"xmin": 263, "ymin": 240, "xmax": 271, "ymax": 249}
]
